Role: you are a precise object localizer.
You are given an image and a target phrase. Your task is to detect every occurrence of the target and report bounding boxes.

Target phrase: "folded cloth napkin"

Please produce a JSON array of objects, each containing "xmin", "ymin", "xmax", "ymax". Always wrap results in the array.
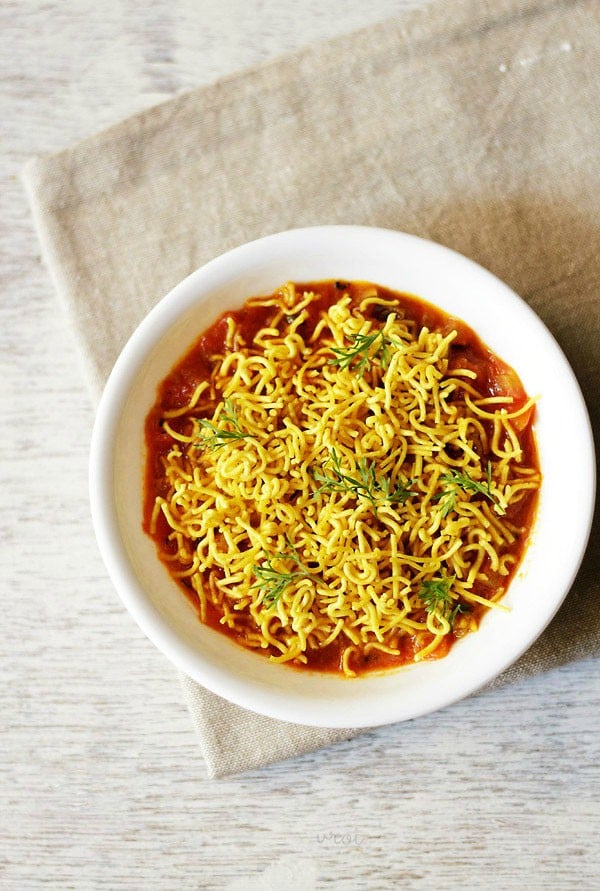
[{"xmin": 24, "ymin": 0, "xmax": 599, "ymax": 777}]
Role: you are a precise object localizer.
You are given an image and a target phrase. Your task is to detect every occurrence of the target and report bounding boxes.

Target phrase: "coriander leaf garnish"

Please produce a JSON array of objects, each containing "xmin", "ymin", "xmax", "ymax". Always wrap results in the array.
[
  {"xmin": 329, "ymin": 329, "xmax": 396, "ymax": 377},
  {"xmin": 433, "ymin": 485, "xmax": 457, "ymax": 518},
  {"xmin": 419, "ymin": 576, "xmax": 472, "ymax": 630},
  {"xmin": 195, "ymin": 397, "xmax": 255, "ymax": 450},
  {"xmin": 419, "ymin": 576, "xmax": 455, "ymax": 616},
  {"xmin": 312, "ymin": 449, "xmax": 413, "ymax": 517},
  {"xmin": 252, "ymin": 542, "xmax": 317, "ymax": 608},
  {"xmin": 434, "ymin": 460, "xmax": 503, "ymax": 517},
  {"xmin": 449, "ymin": 601, "xmax": 472, "ymax": 627},
  {"xmin": 378, "ymin": 473, "xmax": 414, "ymax": 506}
]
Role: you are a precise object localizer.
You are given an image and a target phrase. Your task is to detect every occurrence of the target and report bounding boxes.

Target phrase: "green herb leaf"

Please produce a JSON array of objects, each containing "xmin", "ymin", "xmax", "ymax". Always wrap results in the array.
[
  {"xmin": 448, "ymin": 601, "xmax": 472, "ymax": 627},
  {"xmin": 434, "ymin": 487, "xmax": 458, "ymax": 518},
  {"xmin": 419, "ymin": 576, "xmax": 455, "ymax": 617},
  {"xmin": 329, "ymin": 329, "xmax": 396, "ymax": 377},
  {"xmin": 312, "ymin": 450, "xmax": 413, "ymax": 517},
  {"xmin": 195, "ymin": 397, "xmax": 255, "ymax": 450},
  {"xmin": 251, "ymin": 542, "xmax": 316, "ymax": 608},
  {"xmin": 419, "ymin": 576, "xmax": 472, "ymax": 629},
  {"xmin": 379, "ymin": 473, "xmax": 415, "ymax": 506},
  {"xmin": 434, "ymin": 461, "xmax": 503, "ymax": 517}
]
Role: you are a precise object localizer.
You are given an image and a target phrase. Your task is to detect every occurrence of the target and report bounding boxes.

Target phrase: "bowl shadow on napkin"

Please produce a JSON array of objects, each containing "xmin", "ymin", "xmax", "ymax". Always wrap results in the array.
[{"xmin": 404, "ymin": 192, "xmax": 600, "ymax": 680}]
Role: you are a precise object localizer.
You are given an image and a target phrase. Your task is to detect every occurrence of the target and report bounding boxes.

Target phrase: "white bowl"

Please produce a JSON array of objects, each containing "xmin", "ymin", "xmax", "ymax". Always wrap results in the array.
[{"xmin": 89, "ymin": 226, "xmax": 595, "ymax": 728}]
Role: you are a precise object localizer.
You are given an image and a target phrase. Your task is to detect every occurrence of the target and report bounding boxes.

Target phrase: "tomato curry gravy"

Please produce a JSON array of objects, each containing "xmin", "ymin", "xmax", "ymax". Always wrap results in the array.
[{"xmin": 144, "ymin": 281, "xmax": 541, "ymax": 677}]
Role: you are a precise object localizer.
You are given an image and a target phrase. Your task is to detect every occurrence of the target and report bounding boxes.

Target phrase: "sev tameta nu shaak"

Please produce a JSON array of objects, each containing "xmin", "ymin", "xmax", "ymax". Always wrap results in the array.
[{"xmin": 143, "ymin": 281, "xmax": 541, "ymax": 677}]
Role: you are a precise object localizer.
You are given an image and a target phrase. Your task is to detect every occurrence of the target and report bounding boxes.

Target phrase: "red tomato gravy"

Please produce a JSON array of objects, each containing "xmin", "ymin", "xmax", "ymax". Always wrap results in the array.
[{"xmin": 144, "ymin": 281, "xmax": 540, "ymax": 675}]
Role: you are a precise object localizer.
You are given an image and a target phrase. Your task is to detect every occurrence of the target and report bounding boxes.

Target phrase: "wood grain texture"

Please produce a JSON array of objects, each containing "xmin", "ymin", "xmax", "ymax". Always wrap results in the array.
[{"xmin": 1, "ymin": 1, "xmax": 598, "ymax": 889}]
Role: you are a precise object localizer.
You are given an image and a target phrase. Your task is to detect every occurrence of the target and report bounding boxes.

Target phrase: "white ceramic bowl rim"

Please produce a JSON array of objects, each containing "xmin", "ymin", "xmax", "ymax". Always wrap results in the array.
[{"xmin": 90, "ymin": 226, "xmax": 596, "ymax": 728}]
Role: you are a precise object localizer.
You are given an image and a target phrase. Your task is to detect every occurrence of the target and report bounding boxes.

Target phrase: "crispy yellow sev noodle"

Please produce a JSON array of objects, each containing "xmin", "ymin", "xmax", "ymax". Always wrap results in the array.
[{"xmin": 144, "ymin": 281, "xmax": 541, "ymax": 676}]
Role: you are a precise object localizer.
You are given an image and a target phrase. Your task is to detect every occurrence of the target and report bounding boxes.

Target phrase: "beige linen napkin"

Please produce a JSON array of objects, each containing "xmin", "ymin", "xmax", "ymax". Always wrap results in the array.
[{"xmin": 24, "ymin": 0, "xmax": 599, "ymax": 777}]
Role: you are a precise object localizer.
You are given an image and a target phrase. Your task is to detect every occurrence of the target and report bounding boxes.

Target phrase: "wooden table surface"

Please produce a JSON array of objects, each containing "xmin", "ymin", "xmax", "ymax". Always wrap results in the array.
[{"xmin": 2, "ymin": 2, "xmax": 598, "ymax": 888}]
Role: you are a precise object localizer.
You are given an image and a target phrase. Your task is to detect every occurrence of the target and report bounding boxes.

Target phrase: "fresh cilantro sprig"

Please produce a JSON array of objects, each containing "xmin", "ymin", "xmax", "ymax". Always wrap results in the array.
[
  {"xmin": 195, "ymin": 397, "xmax": 255, "ymax": 451},
  {"xmin": 418, "ymin": 575, "xmax": 471, "ymax": 628},
  {"xmin": 312, "ymin": 449, "xmax": 413, "ymax": 518},
  {"xmin": 251, "ymin": 542, "xmax": 317, "ymax": 608},
  {"xmin": 378, "ymin": 472, "xmax": 415, "ymax": 507},
  {"xmin": 419, "ymin": 576, "xmax": 455, "ymax": 616},
  {"xmin": 434, "ymin": 461, "xmax": 503, "ymax": 517},
  {"xmin": 449, "ymin": 601, "xmax": 472, "ymax": 627},
  {"xmin": 329, "ymin": 329, "xmax": 396, "ymax": 377}
]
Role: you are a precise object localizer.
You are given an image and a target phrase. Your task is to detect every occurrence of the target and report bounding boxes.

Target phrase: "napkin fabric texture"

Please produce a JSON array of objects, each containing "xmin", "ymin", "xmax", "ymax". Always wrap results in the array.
[{"xmin": 24, "ymin": 0, "xmax": 599, "ymax": 778}]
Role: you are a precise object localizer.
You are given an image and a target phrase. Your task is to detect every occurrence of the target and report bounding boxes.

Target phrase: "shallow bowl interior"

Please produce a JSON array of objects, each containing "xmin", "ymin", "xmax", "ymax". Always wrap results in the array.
[{"xmin": 90, "ymin": 226, "xmax": 595, "ymax": 727}]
